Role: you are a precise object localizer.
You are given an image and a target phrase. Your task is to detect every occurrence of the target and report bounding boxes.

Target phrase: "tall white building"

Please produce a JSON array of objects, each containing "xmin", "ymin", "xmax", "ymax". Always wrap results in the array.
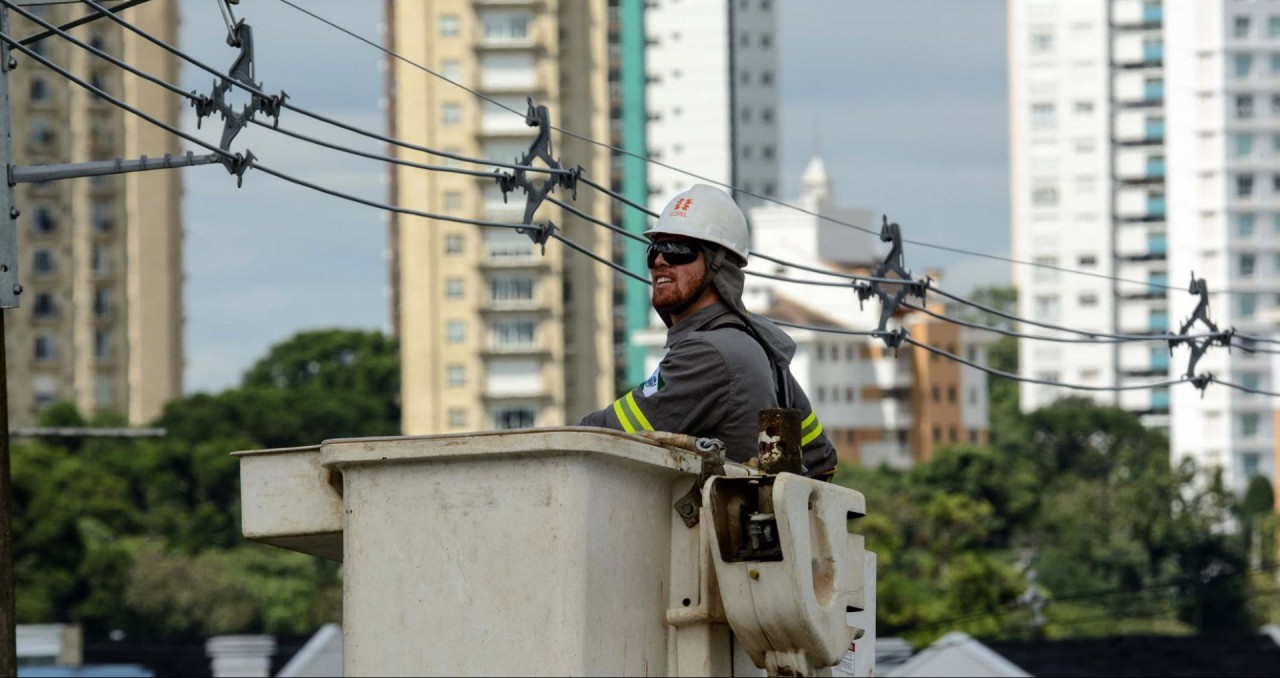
[
  {"xmin": 1010, "ymin": 0, "xmax": 1280, "ymax": 492},
  {"xmin": 644, "ymin": 0, "xmax": 779, "ymax": 214},
  {"xmin": 1166, "ymin": 1, "xmax": 1280, "ymax": 491}
]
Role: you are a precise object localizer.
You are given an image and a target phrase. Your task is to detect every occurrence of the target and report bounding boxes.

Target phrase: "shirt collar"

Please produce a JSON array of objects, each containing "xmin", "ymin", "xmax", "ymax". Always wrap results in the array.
[{"xmin": 665, "ymin": 300, "xmax": 736, "ymax": 348}]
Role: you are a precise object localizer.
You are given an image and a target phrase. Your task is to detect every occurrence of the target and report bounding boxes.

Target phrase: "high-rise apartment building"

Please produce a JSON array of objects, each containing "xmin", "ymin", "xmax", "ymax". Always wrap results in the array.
[
  {"xmin": 5, "ymin": 4, "xmax": 184, "ymax": 427},
  {"xmin": 1166, "ymin": 1, "xmax": 1280, "ymax": 491},
  {"xmin": 621, "ymin": 0, "xmax": 780, "ymax": 385},
  {"xmin": 1011, "ymin": 0, "xmax": 1280, "ymax": 492},
  {"xmin": 388, "ymin": 2, "xmax": 616, "ymax": 434},
  {"xmin": 1010, "ymin": 0, "xmax": 1170, "ymax": 426}
]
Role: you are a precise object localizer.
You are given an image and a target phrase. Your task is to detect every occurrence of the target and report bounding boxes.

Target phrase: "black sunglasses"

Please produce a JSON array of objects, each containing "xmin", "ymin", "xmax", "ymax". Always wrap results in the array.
[{"xmin": 646, "ymin": 241, "xmax": 701, "ymax": 268}]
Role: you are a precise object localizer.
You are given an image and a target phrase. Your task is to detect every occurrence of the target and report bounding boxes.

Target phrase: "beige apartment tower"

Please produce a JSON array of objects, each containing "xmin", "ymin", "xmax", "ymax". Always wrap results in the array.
[
  {"xmin": 5, "ymin": 4, "xmax": 183, "ymax": 427},
  {"xmin": 387, "ymin": 1, "xmax": 615, "ymax": 434}
]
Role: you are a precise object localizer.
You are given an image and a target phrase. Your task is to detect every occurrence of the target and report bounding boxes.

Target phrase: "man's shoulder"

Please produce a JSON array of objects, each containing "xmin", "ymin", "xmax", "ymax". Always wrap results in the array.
[{"xmin": 683, "ymin": 323, "xmax": 768, "ymax": 362}]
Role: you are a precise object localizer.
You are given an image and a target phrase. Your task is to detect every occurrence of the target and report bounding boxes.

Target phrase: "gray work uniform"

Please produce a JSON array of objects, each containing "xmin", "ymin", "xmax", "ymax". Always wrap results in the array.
[{"xmin": 579, "ymin": 301, "xmax": 838, "ymax": 477}]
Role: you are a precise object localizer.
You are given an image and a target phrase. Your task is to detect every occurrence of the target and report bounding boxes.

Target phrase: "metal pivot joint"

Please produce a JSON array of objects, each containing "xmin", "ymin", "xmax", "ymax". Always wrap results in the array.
[
  {"xmin": 191, "ymin": 16, "xmax": 284, "ymax": 186},
  {"xmin": 672, "ymin": 437, "xmax": 726, "ymax": 529},
  {"xmin": 494, "ymin": 98, "xmax": 581, "ymax": 253},
  {"xmin": 857, "ymin": 216, "xmax": 927, "ymax": 355},
  {"xmin": 1167, "ymin": 273, "xmax": 1229, "ymax": 395}
]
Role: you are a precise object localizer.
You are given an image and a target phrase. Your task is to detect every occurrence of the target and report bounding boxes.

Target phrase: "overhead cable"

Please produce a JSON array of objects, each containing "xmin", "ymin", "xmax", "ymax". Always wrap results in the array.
[
  {"xmin": 77, "ymin": 0, "xmax": 569, "ymax": 177},
  {"xmin": 0, "ymin": 23, "xmax": 531, "ymax": 234},
  {"xmin": 273, "ymin": 0, "xmax": 1204, "ymax": 295},
  {"xmin": 23, "ymin": 4, "xmax": 1257, "ymax": 394}
]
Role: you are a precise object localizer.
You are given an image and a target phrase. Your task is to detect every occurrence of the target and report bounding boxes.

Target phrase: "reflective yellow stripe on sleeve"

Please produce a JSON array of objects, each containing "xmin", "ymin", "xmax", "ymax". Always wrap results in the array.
[
  {"xmin": 613, "ymin": 397, "xmax": 637, "ymax": 433},
  {"xmin": 624, "ymin": 392, "xmax": 654, "ymax": 431},
  {"xmin": 801, "ymin": 411, "xmax": 823, "ymax": 446}
]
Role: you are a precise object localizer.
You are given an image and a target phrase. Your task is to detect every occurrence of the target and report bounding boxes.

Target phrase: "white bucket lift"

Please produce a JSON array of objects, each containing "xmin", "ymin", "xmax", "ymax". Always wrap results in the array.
[{"xmin": 236, "ymin": 428, "xmax": 876, "ymax": 676}]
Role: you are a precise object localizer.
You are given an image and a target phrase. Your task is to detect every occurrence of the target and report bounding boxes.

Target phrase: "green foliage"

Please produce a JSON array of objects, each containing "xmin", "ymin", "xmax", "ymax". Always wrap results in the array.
[
  {"xmin": 12, "ymin": 328, "xmax": 398, "ymax": 638},
  {"xmin": 838, "ymin": 379, "xmax": 1268, "ymax": 647}
]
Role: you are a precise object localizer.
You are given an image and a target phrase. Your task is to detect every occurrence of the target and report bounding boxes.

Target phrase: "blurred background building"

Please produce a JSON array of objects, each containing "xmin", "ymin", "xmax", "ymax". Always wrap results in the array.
[
  {"xmin": 1011, "ymin": 0, "xmax": 1280, "ymax": 493},
  {"xmin": 387, "ymin": 1, "xmax": 616, "ymax": 434},
  {"xmin": 4, "ymin": 3, "xmax": 184, "ymax": 428}
]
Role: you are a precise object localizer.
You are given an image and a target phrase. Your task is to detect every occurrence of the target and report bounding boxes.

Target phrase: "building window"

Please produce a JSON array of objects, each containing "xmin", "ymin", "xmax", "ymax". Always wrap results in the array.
[
  {"xmin": 1239, "ymin": 293, "xmax": 1257, "ymax": 318},
  {"xmin": 442, "ymin": 103, "xmax": 461, "ymax": 125},
  {"xmin": 33, "ymin": 375, "xmax": 56, "ymax": 409},
  {"xmin": 448, "ymin": 409, "xmax": 468, "ymax": 430},
  {"xmin": 931, "ymin": 385, "xmax": 941, "ymax": 402},
  {"xmin": 29, "ymin": 118, "xmax": 55, "ymax": 147},
  {"xmin": 761, "ymin": 71, "xmax": 774, "ymax": 85},
  {"xmin": 1238, "ymin": 213, "xmax": 1256, "ymax": 237},
  {"xmin": 947, "ymin": 386, "xmax": 957, "ymax": 402},
  {"xmin": 446, "ymin": 321, "xmax": 466, "ymax": 344},
  {"xmin": 932, "ymin": 426, "xmax": 941, "ymax": 443},
  {"xmin": 1241, "ymin": 253, "xmax": 1256, "ymax": 277},
  {"xmin": 444, "ymin": 234, "xmax": 465, "ymax": 255},
  {"xmin": 761, "ymin": 108, "xmax": 774, "ymax": 123},
  {"xmin": 1237, "ymin": 95, "xmax": 1254, "ymax": 119},
  {"xmin": 92, "ymin": 244, "xmax": 111, "ymax": 276},
  {"xmin": 1074, "ymin": 100, "xmax": 1094, "ymax": 114},
  {"xmin": 1237, "ymin": 174, "xmax": 1254, "ymax": 198},
  {"xmin": 1234, "ymin": 54, "xmax": 1253, "ymax": 78},
  {"xmin": 445, "ymin": 277, "xmax": 464, "ymax": 299},
  {"xmin": 441, "ymin": 59, "xmax": 462, "ymax": 81},
  {"xmin": 1030, "ymin": 102, "xmax": 1055, "ymax": 129},
  {"xmin": 1272, "ymin": 53, "xmax": 1280, "ymax": 75},
  {"xmin": 1079, "ymin": 293, "xmax": 1098, "ymax": 307},
  {"xmin": 32, "ymin": 249, "xmax": 53, "ymax": 276},
  {"xmin": 92, "ymin": 200, "xmax": 113, "ymax": 232},
  {"xmin": 492, "ymin": 319, "xmax": 535, "ymax": 348},
  {"xmin": 1242, "ymin": 372, "xmax": 1261, "ymax": 391},
  {"xmin": 816, "ymin": 386, "xmax": 826, "ymax": 403},
  {"xmin": 93, "ymin": 288, "xmax": 111, "ymax": 318},
  {"xmin": 1031, "ymin": 184, "xmax": 1058, "ymax": 207},
  {"xmin": 1272, "ymin": 95, "xmax": 1280, "ymax": 116},
  {"xmin": 1270, "ymin": 16, "xmax": 1280, "ymax": 38},
  {"xmin": 741, "ymin": 107, "xmax": 752, "ymax": 123},
  {"xmin": 33, "ymin": 334, "xmax": 54, "ymax": 362},
  {"xmin": 1234, "ymin": 15, "xmax": 1251, "ymax": 39},
  {"xmin": 32, "ymin": 206, "xmax": 55, "ymax": 235},
  {"xmin": 1030, "ymin": 30, "xmax": 1054, "ymax": 54},
  {"xmin": 1034, "ymin": 294, "xmax": 1060, "ymax": 319},
  {"xmin": 495, "ymin": 408, "xmax": 535, "ymax": 430},
  {"xmin": 1078, "ymin": 255, "xmax": 1097, "ymax": 267},
  {"xmin": 1241, "ymin": 412, "xmax": 1260, "ymax": 437},
  {"xmin": 1243, "ymin": 453, "xmax": 1262, "ymax": 479},
  {"xmin": 1033, "ymin": 256, "xmax": 1058, "ymax": 282},
  {"xmin": 33, "ymin": 292, "xmax": 55, "ymax": 319},
  {"xmin": 94, "ymin": 373, "xmax": 113, "ymax": 408},
  {"xmin": 490, "ymin": 277, "xmax": 535, "ymax": 303},
  {"xmin": 1235, "ymin": 133, "xmax": 1254, "ymax": 157},
  {"xmin": 446, "ymin": 365, "xmax": 465, "ymax": 387},
  {"xmin": 94, "ymin": 330, "xmax": 111, "ymax": 360},
  {"xmin": 482, "ymin": 12, "xmax": 530, "ymax": 42},
  {"xmin": 443, "ymin": 191, "xmax": 463, "ymax": 211},
  {"xmin": 29, "ymin": 77, "xmax": 49, "ymax": 102},
  {"xmin": 440, "ymin": 14, "xmax": 460, "ymax": 37},
  {"xmin": 760, "ymin": 33, "xmax": 772, "ymax": 48}
]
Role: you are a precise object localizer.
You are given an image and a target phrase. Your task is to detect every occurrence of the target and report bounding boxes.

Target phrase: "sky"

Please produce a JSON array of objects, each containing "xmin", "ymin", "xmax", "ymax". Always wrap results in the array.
[{"xmin": 174, "ymin": 0, "xmax": 1009, "ymax": 394}]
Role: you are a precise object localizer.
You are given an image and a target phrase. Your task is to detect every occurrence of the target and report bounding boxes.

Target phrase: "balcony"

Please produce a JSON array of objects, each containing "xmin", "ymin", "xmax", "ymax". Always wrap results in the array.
[
  {"xmin": 1150, "ymin": 387, "xmax": 1170, "ymax": 411},
  {"xmin": 1116, "ymin": 148, "xmax": 1165, "ymax": 182},
  {"xmin": 1115, "ymin": 110, "xmax": 1163, "ymax": 144},
  {"xmin": 479, "ymin": 343, "xmax": 552, "ymax": 358},
  {"xmin": 1148, "ymin": 310, "xmax": 1169, "ymax": 332},
  {"xmin": 1116, "ymin": 187, "xmax": 1166, "ymax": 221},
  {"xmin": 1114, "ymin": 71, "xmax": 1164, "ymax": 107},
  {"xmin": 1112, "ymin": 0, "xmax": 1162, "ymax": 28}
]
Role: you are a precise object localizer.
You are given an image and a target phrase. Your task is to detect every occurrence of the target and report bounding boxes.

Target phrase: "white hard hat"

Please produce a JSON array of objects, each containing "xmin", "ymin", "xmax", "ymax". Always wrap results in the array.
[{"xmin": 645, "ymin": 184, "xmax": 749, "ymax": 266}]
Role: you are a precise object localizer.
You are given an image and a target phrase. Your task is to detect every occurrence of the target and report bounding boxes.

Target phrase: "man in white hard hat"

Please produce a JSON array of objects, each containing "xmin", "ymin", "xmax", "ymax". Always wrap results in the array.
[{"xmin": 579, "ymin": 184, "xmax": 838, "ymax": 478}]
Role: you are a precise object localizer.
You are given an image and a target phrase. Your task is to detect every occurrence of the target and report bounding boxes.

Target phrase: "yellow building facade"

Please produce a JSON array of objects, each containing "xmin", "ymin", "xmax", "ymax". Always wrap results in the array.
[
  {"xmin": 387, "ymin": 1, "xmax": 616, "ymax": 434},
  {"xmin": 5, "ymin": 3, "xmax": 183, "ymax": 427}
]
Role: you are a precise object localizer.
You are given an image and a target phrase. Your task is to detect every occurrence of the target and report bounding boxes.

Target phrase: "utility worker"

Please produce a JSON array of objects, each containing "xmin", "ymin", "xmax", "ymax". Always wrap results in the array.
[{"xmin": 579, "ymin": 184, "xmax": 838, "ymax": 479}]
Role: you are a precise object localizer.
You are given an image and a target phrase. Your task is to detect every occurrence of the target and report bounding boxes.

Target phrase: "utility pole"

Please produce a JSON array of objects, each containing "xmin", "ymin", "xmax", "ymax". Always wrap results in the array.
[{"xmin": 0, "ymin": 4, "xmax": 18, "ymax": 673}]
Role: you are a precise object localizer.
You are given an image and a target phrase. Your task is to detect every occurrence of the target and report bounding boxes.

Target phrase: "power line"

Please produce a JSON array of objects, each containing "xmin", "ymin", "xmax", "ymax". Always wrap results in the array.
[
  {"xmin": 0, "ymin": 22, "xmax": 534, "ymax": 235},
  {"xmin": 20, "ymin": 5, "xmax": 1247, "ymax": 395},
  {"xmin": 81, "ymin": 0, "xmax": 1268, "ymax": 355},
  {"xmin": 76, "ymin": 0, "xmax": 569, "ymax": 178},
  {"xmin": 274, "ymin": 0, "xmax": 1211, "ymax": 297}
]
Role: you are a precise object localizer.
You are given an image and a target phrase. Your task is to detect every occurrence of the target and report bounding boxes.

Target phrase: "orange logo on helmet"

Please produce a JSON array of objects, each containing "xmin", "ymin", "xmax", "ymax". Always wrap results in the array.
[{"xmin": 671, "ymin": 198, "xmax": 693, "ymax": 216}]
